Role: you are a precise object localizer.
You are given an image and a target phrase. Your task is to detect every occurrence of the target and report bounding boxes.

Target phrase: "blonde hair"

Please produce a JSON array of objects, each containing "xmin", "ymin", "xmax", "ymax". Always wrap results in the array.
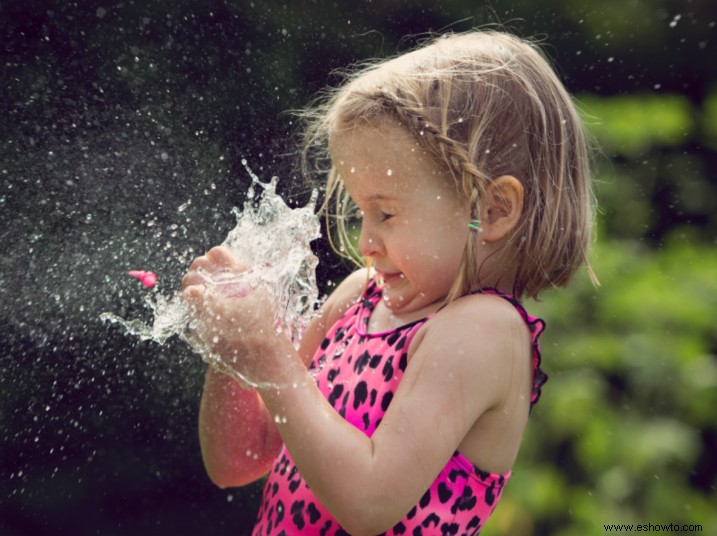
[{"xmin": 299, "ymin": 30, "xmax": 597, "ymax": 300}]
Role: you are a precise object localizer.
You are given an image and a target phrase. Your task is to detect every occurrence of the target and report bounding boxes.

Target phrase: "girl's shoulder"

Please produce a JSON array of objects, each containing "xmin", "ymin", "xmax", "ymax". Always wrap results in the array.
[
  {"xmin": 410, "ymin": 291, "xmax": 534, "ymax": 367},
  {"xmin": 409, "ymin": 289, "xmax": 547, "ymax": 406},
  {"xmin": 425, "ymin": 291, "xmax": 527, "ymax": 342}
]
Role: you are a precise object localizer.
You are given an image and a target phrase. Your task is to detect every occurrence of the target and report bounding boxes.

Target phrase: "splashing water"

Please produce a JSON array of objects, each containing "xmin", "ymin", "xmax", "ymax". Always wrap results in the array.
[{"xmin": 101, "ymin": 161, "xmax": 322, "ymax": 387}]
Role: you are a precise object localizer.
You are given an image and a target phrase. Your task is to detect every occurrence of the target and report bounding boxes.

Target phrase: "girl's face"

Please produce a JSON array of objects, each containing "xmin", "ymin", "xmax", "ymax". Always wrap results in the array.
[{"xmin": 330, "ymin": 120, "xmax": 471, "ymax": 318}]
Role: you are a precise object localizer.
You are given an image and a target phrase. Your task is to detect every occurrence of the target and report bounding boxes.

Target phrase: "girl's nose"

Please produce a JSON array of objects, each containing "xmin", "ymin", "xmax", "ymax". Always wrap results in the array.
[{"xmin": 358, "ymin": 225, "xmax": 382, "ymax": 258}]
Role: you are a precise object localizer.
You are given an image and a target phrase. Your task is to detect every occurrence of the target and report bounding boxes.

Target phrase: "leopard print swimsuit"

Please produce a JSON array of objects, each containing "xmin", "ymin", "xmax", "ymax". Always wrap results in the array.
[{"xmin": 252, "ymin": 279, "xmax": 547, "ymax": 535}]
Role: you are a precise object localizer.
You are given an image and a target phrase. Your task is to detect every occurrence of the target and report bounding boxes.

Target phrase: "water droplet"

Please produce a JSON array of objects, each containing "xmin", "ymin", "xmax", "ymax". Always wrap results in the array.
[{"xmin": 669, "ymin": 14, "xmax": 682, "ymax": 28}]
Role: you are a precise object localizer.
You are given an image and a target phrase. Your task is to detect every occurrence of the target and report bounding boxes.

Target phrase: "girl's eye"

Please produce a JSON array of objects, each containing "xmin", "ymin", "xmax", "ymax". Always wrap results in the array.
[{"xmin": 380, "ymin": 212, "xmax": 394, "ymax": 222}]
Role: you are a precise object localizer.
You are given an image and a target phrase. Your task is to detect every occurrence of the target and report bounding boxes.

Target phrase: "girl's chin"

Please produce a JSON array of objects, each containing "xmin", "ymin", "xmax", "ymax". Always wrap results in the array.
[{"xmin": 381, "ymin": 288, "xmax": 410, "ymax": 312}]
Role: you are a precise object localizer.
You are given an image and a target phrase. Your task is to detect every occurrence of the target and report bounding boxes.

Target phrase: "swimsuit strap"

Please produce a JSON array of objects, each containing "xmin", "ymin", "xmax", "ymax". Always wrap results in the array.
[{"xmin": 476, "ymin": 288, "xmax": 548, "ymax": 406}]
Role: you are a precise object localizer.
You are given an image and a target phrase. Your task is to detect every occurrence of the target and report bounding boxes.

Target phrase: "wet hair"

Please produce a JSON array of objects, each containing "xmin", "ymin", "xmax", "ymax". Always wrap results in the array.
[{"xmin": 299, "ymin": 30, "xmax": 597, "ymax": 300}]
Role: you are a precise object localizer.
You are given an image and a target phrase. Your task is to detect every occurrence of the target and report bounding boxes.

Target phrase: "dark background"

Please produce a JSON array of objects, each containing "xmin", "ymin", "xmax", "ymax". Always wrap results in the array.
[{"xmin": 1, "ymin": 1, "xmax": 715, "ymax": 535}]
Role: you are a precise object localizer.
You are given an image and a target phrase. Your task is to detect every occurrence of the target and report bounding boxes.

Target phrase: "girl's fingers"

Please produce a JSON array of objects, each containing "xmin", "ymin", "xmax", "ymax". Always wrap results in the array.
[
  {"xmin": 206, "ymin": 246, "xmax": 248, "ymax": 271},
  {"xmin": 182, "ymin": 269, "xmax": 206, "ymax": 290},
  {"xmin": 183, "ymin": 247, "xmax": 249, "ymax": 290},
  {"xmin": 205, "ymin": 246, "xmax": 233, "ymax": 266},
  {"xmin": 182, "ymin": 284, "xmax": 203, "ymax": 309},
  {"xmin": 187, "ymin": 247, "xmax": 234, "ymax": 274}
]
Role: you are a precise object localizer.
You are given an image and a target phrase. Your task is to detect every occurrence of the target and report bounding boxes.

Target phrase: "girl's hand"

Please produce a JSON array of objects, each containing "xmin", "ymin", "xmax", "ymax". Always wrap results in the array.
[{"xmin": 182, "ymin": 246, "xmax": 280, "ymax": 386}]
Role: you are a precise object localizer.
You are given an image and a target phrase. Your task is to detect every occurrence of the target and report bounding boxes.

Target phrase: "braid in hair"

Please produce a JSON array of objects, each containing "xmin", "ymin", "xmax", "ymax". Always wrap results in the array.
[{"xmin": 374, "ymin": 91, "xmax": 487, "ymax": 210}]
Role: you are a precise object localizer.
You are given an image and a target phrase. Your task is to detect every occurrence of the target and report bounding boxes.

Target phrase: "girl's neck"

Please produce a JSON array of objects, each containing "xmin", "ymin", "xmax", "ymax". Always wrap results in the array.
[
  {"xmin": 367, "ymin": 295, "xmax": 443, "ymax": 334},
  {"xmin": 470, "ymin": 251, "xmax": 520, "ymax": 298}
]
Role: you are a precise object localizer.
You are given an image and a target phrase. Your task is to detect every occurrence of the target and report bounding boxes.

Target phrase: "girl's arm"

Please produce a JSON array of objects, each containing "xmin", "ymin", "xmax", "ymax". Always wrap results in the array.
[
  {"xmin": 198, "ymin": 367, "xmax": 281, "ymax": 488},
  {"xmin": 233, "ymin": 294, "xmax": 530, "ymax": 535},
  {"xmin": 192, "ymin": 253, "xmax": 368, "ymax": 488}
]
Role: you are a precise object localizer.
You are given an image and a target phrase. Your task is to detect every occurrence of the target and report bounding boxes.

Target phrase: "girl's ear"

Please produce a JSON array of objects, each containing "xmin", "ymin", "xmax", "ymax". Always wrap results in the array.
[{"xmin": 478, "ymin": 175, "xmax": 524, "ymax": 243}]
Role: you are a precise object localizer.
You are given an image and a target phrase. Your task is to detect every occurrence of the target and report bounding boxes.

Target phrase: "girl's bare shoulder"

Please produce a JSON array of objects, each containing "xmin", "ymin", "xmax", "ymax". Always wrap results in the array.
[{"xmin": 410, "ymin": 291, "xmax": 531, "ymax": 372}]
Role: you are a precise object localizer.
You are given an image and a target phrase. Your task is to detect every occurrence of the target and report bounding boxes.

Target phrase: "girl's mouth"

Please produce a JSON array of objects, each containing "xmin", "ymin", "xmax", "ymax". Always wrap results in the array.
[{"xmin": 379, "ymin": 272, "xmax": 402, "ymax": 284}]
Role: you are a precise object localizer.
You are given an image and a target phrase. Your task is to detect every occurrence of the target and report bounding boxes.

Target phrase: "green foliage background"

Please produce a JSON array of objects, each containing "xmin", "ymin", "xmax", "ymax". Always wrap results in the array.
[{"xmin": 1, "ymin": 0, "xmax": 715, "ymax": 534}]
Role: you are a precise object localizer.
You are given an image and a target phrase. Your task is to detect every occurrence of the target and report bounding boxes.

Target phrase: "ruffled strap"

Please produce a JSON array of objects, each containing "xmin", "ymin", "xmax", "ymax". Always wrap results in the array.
[{"xmin": 476, "ymin": 289, "xmax": 548, "ymax": 407}]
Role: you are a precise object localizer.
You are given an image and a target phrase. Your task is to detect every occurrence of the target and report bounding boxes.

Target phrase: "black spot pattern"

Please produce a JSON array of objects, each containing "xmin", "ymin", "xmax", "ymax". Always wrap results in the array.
[
  {"xmin": 327, "ymin": 383, "xmax": 344, "ymax": 406},
  {"xmin": 382, "ymin": 355, "xmax": 395, "ymax": 381},
  {"xmin": 353, "ymin": 380, "xmax": 368, "ymax": 410},
  {"xmin": 290, "ymin": 500, "xmax": 306, "ymax": 529},
  {"xmin": 307, "ymin": 502, "xmax": 321, "ymax": 524},
  {"xmin": 437, "ymin": 482, "xmax": 452, "ymax": 503},
  {"xmin": 354, "ymin": 350, "xmax": 371, "ymax": 374},
  {"xmin": 381, "ymin": 391, "xmax": 393, "ymax": 411},
  {"xmin": 484, "ymin": 481, "xmax": 496, "ymax": 506},
  {"xmin": 422, "ymin": 513, "xmax": 440, "ymax": 527},
  {"xmin": 440, "ymin": 522, "xmax": 459, "ymax": 535}
]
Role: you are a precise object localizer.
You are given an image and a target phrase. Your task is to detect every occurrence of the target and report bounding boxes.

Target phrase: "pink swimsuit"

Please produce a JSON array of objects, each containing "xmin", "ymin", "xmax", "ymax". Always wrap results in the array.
[{"xmin": 252, "ymin": 278, "xmax": 547, "ymax": 535}]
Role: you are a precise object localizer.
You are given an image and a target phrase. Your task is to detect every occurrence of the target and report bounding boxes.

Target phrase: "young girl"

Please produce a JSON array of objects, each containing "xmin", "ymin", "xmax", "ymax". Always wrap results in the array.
[{"xmin": 183, "ymin": 30, "xmax": 594, "ymax": 535}]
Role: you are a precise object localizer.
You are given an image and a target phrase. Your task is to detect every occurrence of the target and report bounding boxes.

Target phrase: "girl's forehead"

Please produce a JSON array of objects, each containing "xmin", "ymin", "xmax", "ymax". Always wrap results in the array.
[
  {"xmin": 330, "ymin": 121, "xmax": 458, "ymax": 203},
  {"xmin": 329, "ymin": 121, "xmax": 426, "ymax": 172}
]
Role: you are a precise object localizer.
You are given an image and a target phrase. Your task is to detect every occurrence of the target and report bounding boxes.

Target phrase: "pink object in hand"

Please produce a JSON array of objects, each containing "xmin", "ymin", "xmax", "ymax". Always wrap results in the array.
[
  {"xmin": 128, "ymin": 270, "xmax": 157, "ymax": 288},
  {"xmin": 222, "ymin": 283, "xmax": 251, "ymax": 298}
]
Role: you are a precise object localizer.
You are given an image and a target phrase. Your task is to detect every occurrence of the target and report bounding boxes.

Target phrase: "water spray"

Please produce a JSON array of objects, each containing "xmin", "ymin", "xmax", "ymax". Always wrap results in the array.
[{"xmin": 102, "ymin": 162, "xmax": 322, "ymax": 388}]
